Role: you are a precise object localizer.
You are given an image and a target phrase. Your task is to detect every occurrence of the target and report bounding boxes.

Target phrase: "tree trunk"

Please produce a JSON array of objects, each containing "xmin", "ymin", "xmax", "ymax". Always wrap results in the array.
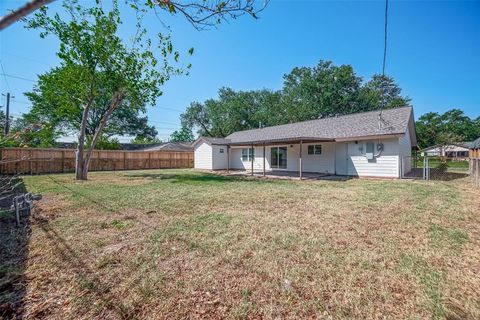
[
  {"xmin": 79, "ymin": 91, "xmax": 123, "ymax": 180},
  {"xmin": 75, "ymin": 145, "xmax": 85, "ymax": 180},
  {"xmin": 75, "ymin": 103, "xmax": 91, "ymax": 180}
]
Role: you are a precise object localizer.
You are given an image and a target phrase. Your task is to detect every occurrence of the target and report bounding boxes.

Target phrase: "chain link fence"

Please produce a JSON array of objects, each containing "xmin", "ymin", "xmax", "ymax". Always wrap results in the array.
[{"xmin": 402, "ymin": 155, "xmax": 470, "ymax": 181}]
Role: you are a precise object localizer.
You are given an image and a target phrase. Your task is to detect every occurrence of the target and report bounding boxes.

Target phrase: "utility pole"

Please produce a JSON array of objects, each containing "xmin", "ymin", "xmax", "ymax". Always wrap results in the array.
[{"xmin": 4, "ymin": 93, "xmax": 11, "ymax": 135}]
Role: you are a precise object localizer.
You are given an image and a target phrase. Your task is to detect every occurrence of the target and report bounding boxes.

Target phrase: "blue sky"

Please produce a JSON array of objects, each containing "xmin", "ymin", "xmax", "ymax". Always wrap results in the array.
[{"xmin": 1, "ymin": 0, "xmax": 479, "ymax": 141}]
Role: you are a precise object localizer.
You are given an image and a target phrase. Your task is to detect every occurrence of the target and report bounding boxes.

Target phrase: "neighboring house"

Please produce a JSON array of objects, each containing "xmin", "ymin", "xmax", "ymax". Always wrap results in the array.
[
  {"xmin": 421, "ymin": 143, "xmax": 471, "ymax": 159},
  {"xmin": 193, "ymin": 106, "xmax": 417, "ymax": 178},
  {"xmin": 141, "ymin": 142, "xmax": 193, "ymax": 152}
]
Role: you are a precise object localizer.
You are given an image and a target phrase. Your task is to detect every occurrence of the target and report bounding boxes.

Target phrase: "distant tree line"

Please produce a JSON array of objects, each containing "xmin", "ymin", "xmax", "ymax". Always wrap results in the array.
[
  {"xmin": 416, "ymin": 109, "xmax": 479, "ymax": 149},
  {"xmin": 179, "ymin": 60, "xmax": 479, "ymax": 149},
  {"xmin": 180, "ymin": 60, "xmax": 410, "ymax": 138}
]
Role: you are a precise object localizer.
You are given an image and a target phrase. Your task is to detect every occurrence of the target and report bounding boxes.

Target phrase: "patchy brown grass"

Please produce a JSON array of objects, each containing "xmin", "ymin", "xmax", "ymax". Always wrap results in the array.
[{"xmin": 3, "ymin": 169, "xmax": 479, "ymax": 319}]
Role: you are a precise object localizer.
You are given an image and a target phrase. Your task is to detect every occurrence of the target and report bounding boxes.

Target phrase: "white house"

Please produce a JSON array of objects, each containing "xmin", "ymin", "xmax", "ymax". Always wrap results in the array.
[
  {"xmin": 421, "ymin": 143, "xmax": 470, "ymax": 159},
  {"xmin": 193, "ymin": 106, "xmax": 417, "ymax": 179}
]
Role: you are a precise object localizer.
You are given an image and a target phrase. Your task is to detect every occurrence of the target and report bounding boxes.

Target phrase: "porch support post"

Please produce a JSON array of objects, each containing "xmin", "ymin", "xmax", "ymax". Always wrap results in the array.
[
  {"xmin": 250, "ymin": 145, "xmax": 254, "ymax": 176},
  {"xmin": 227, "ymin": 145, "xmax": 230, "ymax": 173},
  {"xmin": 299, "ymin": 140, "xmax": 303, "ymax": 180},
  {"xmin": 263, "ymin": 144, "xmax": 266, "ymax": 177}
]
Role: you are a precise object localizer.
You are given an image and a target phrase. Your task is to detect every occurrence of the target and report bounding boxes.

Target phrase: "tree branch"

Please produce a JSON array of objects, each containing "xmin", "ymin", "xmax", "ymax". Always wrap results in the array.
[
  {"xmin": 150, "ymin": 0, "xmax": 269, "ymax": 30},
  {"xmin": 0, "ymin": 0, "xmax": 54, "ymax": 31}
]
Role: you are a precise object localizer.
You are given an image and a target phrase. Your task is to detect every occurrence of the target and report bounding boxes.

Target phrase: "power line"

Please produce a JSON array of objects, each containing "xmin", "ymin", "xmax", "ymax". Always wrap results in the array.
[
  {"xmin": 156, "ymin": 106, "xmax": 184, "ymax": 113},
  {"xmin": 2, "ymin": 51, "xmax": 48, "ymax": 64},
  {"xmin": 0, "ymin": 61, "xmax": 12, "ymax": 91},
  {"xmin": 382, "ymin": 0, "xmax": 389, "ymax": 76},
  {"xmin": 0, "ymin": 73, "xmax": 36, "ymax": 82},
  {"xmin": 153, "ymin": 128, "xmax": 181, "ymax": 131},
  {"xmin": 11, "ymin": 99, "xmax": 31, "ymax": 105}
]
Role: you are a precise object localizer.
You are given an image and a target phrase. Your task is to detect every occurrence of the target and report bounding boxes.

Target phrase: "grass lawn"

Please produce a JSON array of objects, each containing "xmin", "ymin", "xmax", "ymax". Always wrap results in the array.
[
  {"xmin": 2, "ymin": 169, "xmax": 480, "ymax": 319},
  {"xmin": 414, "ymin": 158, "xmax": 470, "ymax": 172}
]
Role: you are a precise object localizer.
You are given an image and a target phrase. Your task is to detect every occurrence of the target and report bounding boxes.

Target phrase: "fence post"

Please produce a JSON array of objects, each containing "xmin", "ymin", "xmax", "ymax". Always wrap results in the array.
[
  {"xmin": 169, "ymin": 152, "xmax": 172, "ymax": 168},
  {"xmin": 476, "ymin": 158, "xmax": 479, "ymax": 187},
  {"xmin": 423, "ymin": 157, "xmax": 426, "ymax": 180},
  {"xmin": 29, "ymin": 149, "xmax": 33, "ymax": 174},
  {"xmin": 62, "ymin": 150, "xmax": 65, "ymax": 173},
  {"xmin": 427, "ymin": 157, "xmax": 430, "ymax": 180}
]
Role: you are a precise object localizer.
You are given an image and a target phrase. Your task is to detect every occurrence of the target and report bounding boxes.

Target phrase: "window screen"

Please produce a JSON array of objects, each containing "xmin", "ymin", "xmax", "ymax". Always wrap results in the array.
[
  {"xmin": 307, "ymin": 145, "xmax": 322, "ymax": 155},
  {"xmin": 241, "ymin": 148, "xmax": 255, "ymax": 161}
]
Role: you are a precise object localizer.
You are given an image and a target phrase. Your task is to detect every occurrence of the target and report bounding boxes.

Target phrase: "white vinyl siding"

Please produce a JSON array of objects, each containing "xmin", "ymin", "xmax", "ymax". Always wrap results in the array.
[
  {"xmin": 212, "ymin": 145, "xmax": 228, "ymax": 170},
  {"xmin": 215, "ymin": 139, "xmax": 403, "ymax": 178},
  {"xmin": 335, "ymin": 142, "xmax": 348, "ymax": 175},
  {"xmin": 398, "ymin": 127, "xmax": 412, "ymax": 175},
  {"xmin": 297, "ymin": 143, "xmax": 335, "ymax": 174},
  {"xmin": 230, "ymin": 147, "xmax": 268, "ymax": 170},
  {"xmin": 194, "ymin": 141, "xmax": 213, "ymax": 170},
  {"xmin": 230, "ymin": 144, "xmax": 335, "ymax": 174},
  {"xmin": 347, "ymin": 138, "xmax": 400, "ymax": 178}
]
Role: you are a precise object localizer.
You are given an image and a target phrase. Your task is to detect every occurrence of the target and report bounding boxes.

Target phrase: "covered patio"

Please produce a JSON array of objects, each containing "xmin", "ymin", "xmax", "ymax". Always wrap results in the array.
[
  {"xmin": 224, "ymin": 137, "xmax": 334, "ymax": 180},
  {"xmin": 218, "ymin": 169, "xmax": 350, "ymax": 181}
]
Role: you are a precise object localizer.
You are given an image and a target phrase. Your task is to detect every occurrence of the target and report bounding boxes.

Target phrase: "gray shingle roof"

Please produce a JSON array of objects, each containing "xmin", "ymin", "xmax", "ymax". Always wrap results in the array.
[
  {"xmin": 142, "ymin": 142, "xmax": 193, "ymax": 152},
  {"xmin": 222, "ymin": 106, "xmax": 414, "ymax": 145},
  {"xmin": 470, "ymin": 137, "xmax": 480, "ymax": 149},
  {"xmin": 196, "ymin": 137, "xmax": 232, "ymax": 145}
]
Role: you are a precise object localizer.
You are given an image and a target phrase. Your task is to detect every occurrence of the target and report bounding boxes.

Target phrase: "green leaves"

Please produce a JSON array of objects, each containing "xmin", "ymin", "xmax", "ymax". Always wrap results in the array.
[
  {"xmin": 170, "ymin": 127, "xmax": 195, "ymax": 142},
  {"xmin": 181, "ymin": 60, "xmax": 411, "ymax": 138},
  {"xmin": 22, "ymin": 0, "xmax": 191, "ymax": 148},
  {"xmin": 416, "ymin": 109, "xmax": 479, "ymax": 149}
]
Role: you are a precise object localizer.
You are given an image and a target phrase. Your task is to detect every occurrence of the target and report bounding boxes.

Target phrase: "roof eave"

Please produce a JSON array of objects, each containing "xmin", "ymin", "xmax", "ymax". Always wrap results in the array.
[
  {"xmin": 333, "ymin": 132, "xmax": 405, "ymax": 142},
  {"xmin": 226, "ymin": 137, "xmax": 334, "ymax": 146}
]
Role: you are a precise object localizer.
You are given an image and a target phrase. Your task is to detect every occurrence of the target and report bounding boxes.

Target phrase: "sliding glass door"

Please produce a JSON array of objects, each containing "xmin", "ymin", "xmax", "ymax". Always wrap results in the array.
[{"xmin": 271, "ymin": 147, "xmax": 287, "ymax": 169}]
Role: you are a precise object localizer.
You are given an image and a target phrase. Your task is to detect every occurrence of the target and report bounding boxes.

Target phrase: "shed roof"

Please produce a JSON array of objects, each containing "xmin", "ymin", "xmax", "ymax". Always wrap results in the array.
[{"xmin": 206, "ymin": 106, "xmax": 415, "ymax": 146}]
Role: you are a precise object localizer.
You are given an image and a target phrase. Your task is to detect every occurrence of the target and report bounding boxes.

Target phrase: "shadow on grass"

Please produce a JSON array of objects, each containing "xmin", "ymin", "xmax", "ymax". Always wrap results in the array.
[
  {"xmin": 31, "ymin": 213, "xmax": 137, "ymax": 319},
  {"xmin": 124, "ymin": 172, "xmax": 275, "ymax": 184},
  {"xmin": 0, "ymin": 177, "xmax": 29, "ymax": 319},
  {"xmin": 405, "ymin": 169, "xmax": 469, "ymax": 181}
]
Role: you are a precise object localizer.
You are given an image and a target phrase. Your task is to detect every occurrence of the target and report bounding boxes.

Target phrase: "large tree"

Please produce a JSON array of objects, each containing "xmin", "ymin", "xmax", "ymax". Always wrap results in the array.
[
  {"xmin": 181, "ymin": 87, "xmax": 281, "ymax": 137},
  {"xmin": 23, "ymin": 68, "xmax": 159, "ymax": 148},
  {"xmin": 416, "ymin": 109, "xmax": 480, "ymax": 149},
  {"xmin": 26, "ymin": 1, "xmax": 183, "ymax": 180},
  {"xmin": 281, "ymin": 61, "xmax": 363, "ymax": 122},
  {"xmin": 170, "ymin": 126, "xmax": 194, "ymax": 142},
  {"xmin": 182, "ymin": 60, "xmax": 410, "ymax": 137},
  {"xmin": 359, "ymin": 74, "xmax": 410, "ymax": 111},
  {"xmin": 22, "ymin": 0, "xmax": 267, "ymax": 180}
]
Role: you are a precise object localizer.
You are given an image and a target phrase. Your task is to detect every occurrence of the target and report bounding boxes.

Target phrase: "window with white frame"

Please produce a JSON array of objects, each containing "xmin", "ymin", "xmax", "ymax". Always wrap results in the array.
[
  {"xmin": 241, "ymin": 148, "xmax": 255, "ymax": 161},
  {"xmin": 307, "ymin": 144, "xmax": 322, "ymax": 155}
]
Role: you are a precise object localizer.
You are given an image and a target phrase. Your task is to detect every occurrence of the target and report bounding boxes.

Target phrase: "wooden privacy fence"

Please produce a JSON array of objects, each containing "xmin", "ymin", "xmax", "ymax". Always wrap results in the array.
[{"xmin": 0, "ymin": 147, "xmax": 194, "ymax": 175}]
